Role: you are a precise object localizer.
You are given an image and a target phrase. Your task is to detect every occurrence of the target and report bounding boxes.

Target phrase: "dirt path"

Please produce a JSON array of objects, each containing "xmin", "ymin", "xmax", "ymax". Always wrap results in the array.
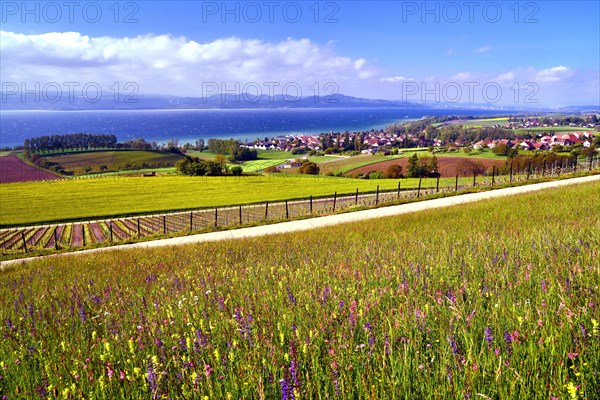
[{"xmin": 2, "ymin": 175, "xmax": 598, "ymax": 269}]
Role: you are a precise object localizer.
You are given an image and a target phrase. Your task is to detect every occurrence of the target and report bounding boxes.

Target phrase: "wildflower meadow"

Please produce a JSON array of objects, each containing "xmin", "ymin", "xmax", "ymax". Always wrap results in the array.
[{"xmin": 1, "ymin": 182, "xmax": 599, "ymax": 399}]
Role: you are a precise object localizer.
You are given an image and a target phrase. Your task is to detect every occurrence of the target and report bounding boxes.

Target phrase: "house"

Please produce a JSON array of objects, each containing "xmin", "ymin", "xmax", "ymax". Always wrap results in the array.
[
  {"xmin": 473, "ymin": 139, "xmax": 493, "ymax": 149},
  {"xmin": 519, "ymin": 141, "xmax": 536, "ymax": 151}
]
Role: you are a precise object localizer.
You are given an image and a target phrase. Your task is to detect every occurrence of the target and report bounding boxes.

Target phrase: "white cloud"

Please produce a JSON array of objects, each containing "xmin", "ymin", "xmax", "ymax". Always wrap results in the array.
[
  {"xmin": 495, "ymin": 71, "xmax": 516, "ymax": 82},
  {"xmin": 475, "ymin": 45, "xmax": 491, "ymax": 53},
  {"xmin": 451, "ymin": 72, "xmax": 472, "ymax": 80},
  {"xmin": 535, "ymin": 65, "xmax": 572, "ymax": 82},
  {"xmin": 380, "ymin": 76, "xmax": 413, "ymax": 83},
  {"xmin": 0, "ymin": 31, "xmax": 378, "ymax": 96}
]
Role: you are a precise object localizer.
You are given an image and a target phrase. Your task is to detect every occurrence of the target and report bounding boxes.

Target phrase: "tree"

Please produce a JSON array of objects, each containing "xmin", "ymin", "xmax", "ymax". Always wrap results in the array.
[
  {"xmin": 429, "ymin": 155, "xmax": 439, "ymax": 174},
  {"xmin": 385, "ymin": 164, "xmax": 403, "ymax": 179},
  {"xmin": 298, "ymin": 161, "xmax": 320, "ymax": 175},
  {"xmin": 406, "ymin": 154, "xmax": 420, "ymax": 178},
  {"xmin": 231, "ymin": 166, "xmax": 243, "ymax": 176}
]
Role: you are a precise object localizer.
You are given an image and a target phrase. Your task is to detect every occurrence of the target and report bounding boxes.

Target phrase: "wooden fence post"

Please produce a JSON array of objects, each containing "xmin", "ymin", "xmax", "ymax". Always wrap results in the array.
[
  {"xmin": 82, "ymin": 225, "xmax": 86, "ymax": 246},
  {"xmin": 239, "ymin": 206, "xmax": 243, "ymax": 225},
  {"xmin": 333, "ymin": 192, "xmax": 337, "ymax": 212},
  {"xmin": 542, "ymin": 160, "xmax": 546, "ymax": 177},
  {"xmin": 54, "ymin": 227, "xmax": 59, "ymax": 250},
  {"xmin": 472, "ymin": 171, "xmax": 476, "ymax": 187},
  {"xmin": 355, "ymin": 188, "xmax": 358, "ymax": 205},
  {"xmin": 417, "ymin": 178, "xmax": 422, "ymax": 197},
  {"xmin": 310, "ymin": 196, "xmax": 313, "ymax": 214},
  {"xmin": 397, "ymin": 181, "xmax": 401, "ymax": 199},
  {"xmin": 214, "ymin": 209, "xmax": 218, "ymax": 227},
  {"xmin": 21, "ymin": 231, "xmax": 27, "ymax": 253},
  {"xmin": 436, "ymin": 177, "xmax": 440, "ymax": 192},
  {"xmin": 455, "ymin": 174, "xmax": 459, "ymax": 192},
  {"xmin": 109, "ymin": 221, "xmax": 114, "ymax": 242},
  {"xmin": 190, "ymin": 212, "xmax": 193, "ymax": 231},
  {"xmin": 509, "ymin": 163, "xmax": 513, "ymax": 182},
  {"xmin": 376, "ymin": 185, "xmax": 380, "ymax": 205},
  {"xmin": 264, "ymin": 202, "xmax": 269, "ymax": 220},
  {"xmin": 286, "ymin": 200, "xmax": 289, "ymax": 219}
]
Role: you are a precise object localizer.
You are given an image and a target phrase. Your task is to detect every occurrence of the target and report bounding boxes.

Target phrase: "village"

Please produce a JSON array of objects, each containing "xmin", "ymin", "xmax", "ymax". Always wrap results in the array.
[{"xmin": 250, "ymin": 118, "xmax": 598, "ymax": 155}]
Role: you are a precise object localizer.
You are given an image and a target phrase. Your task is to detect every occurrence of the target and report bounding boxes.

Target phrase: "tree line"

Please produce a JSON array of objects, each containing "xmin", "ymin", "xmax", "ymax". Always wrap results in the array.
[
  {"xmin": 207, "ymin": 139, "xmax": 258, "ymax": 162},
  {"xmin": 24, "ymin": 134, "xmax": 117, "ymax": 154}
]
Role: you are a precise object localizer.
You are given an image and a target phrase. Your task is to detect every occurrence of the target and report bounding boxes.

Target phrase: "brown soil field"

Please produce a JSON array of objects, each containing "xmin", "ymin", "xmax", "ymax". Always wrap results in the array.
[
  {"xmin": 346, "ymin": 156, "xmax": 506, "ymax": 177},
  {"xmin": 0, "ymin": 156, "xmax": 61, "ymax": 183}
]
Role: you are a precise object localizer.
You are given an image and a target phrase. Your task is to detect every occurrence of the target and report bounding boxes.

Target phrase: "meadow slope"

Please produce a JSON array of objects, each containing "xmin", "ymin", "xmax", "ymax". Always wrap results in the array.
[{"xmin": 1, "ymin": 181, "xmax": 598, "ymax": 398}]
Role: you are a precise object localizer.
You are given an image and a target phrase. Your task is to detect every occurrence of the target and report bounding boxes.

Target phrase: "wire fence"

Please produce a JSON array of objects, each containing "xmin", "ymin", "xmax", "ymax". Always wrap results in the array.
[{"xmin": 2, "ymin": 156, "xmax": 599, "ymax": 255}]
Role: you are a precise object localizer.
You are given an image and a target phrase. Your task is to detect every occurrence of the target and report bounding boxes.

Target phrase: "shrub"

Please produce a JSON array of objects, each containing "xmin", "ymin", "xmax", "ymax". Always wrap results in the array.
[
  {"xmin": 385, "ymin": 164, "xmax": 403, "ymax": 179},
  {"xmin": 231, "ymin": 166, "xmax": 243, "ymax": 176},
  {"xmin": 298, "ymin": 161, "xmax": 320, "ymax": 175},
  {"xmin": 368, "ymin": 171, "xmax": 385, "ymax": 179}
]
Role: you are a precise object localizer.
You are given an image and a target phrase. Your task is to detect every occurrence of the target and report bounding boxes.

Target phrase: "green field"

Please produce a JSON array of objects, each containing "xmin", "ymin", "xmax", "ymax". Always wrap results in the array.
[
  {"xmin": 313, "ymin": 155, "xmax": 399, "ymax": 174},
  {"xmin": 45, "ymin": 150, "xmax": 184, "ymax": 175},
  {"xmin": 1, "ymin": 182, "xmax": 598, "ymax": 398},
  {"xmin": 457, "ymin": 117, "xmax": 511, "ymax": 127},
  {"xmin": 513, "ymin": 126, "xmax": 595, "ymax": 133},
  {"xmin": 1, "ymin": 174, "xmax": 456, "ymax": 226},
  {"xmin": 185, "ymin": 149, "xmax": 291, "ymax": 172}
]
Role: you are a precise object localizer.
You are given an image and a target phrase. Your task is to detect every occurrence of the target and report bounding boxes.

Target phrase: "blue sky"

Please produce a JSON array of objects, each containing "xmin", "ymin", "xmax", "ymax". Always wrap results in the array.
[{"xmin": 1, "ymin": 1, "xmax": 599, "ymax": 107}]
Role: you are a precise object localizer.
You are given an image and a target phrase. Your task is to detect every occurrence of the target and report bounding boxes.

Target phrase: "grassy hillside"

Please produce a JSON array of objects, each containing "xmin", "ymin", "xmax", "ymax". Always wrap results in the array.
[
  {"xmin": 1, "ymin": 182, "xmax": 598, "ymax": 398},
  {"xmin": 45, "ymin": 150, "xmax": 184, "ymax": 175}
]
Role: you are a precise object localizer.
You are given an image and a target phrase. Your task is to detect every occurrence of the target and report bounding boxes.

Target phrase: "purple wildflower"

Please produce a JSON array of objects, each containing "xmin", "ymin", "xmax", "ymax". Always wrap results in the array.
[
  {"xmin": 147, "ymin": 363, "xmax": 158, "ymax": 399},
  {"xmin": 290, "ymin": 360, "xmax": 300, "ymax": 390},
  {"xmin": 485, "ymin": 326, "xmax": 493, "ymax": 348},
  {"xmin": 448, "ymin": 336, "xmax": 460, "ymax": 357},
  {"xmin": 322, "ymin": 286, "xmax": 330, "ymax": 302},
  {"xmin": 286, "ymin": 287, "xmax": 297, "ymax": 305},
  {"xmin": 504, "ymin": 330, "xmax": 513, "ymax": 358}
]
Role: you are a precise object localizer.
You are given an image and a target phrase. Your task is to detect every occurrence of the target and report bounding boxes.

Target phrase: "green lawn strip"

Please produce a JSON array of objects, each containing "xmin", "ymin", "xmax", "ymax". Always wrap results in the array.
[{"xmin": 1, "ymin": 174, "xmax": 443, "ymax": 226}]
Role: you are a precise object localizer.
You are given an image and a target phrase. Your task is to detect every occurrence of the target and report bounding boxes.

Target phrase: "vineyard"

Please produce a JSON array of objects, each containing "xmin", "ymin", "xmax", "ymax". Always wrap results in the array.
[{"xmin": 2, "ymin": 159, "xmax": 598, "ymax": 257}]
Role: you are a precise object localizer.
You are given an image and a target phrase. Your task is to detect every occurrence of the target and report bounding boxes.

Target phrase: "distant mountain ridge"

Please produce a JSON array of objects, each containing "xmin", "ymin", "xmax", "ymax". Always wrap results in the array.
[
  {"xmin": 1, "ymin": 92, "xmax": 595, "ymax": 112},
  {"xmin": 0, "ymin": 92, "xmax": 428, "ymax": 110}
]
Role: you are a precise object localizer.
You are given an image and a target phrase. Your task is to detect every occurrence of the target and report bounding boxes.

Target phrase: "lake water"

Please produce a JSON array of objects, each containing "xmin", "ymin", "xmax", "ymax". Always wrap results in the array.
[{"xmin": 0, "ymin": 108, "xmax": 513, "ymax": 148}]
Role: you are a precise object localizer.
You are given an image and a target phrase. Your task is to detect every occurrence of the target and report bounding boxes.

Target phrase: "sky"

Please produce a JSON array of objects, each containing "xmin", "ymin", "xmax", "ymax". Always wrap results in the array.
[{"xmin": 1, "ymin": 0, "xmax": 599, "ymax": 107}]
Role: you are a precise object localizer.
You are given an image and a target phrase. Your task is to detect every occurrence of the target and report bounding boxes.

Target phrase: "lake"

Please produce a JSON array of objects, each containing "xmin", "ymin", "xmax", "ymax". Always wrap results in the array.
[{"xmin": 0, "ymin": 108, "xmax": 514, "ymax": 148}]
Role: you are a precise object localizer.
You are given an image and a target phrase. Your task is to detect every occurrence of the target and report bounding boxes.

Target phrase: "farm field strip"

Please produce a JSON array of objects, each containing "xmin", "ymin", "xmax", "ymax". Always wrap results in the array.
[{"xmin": 2, "ymin": 163, "xmax": 598, "ymax": 256}]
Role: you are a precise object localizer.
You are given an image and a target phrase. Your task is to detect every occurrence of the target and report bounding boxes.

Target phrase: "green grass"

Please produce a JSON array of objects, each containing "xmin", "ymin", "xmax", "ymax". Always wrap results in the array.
[
  {"xmin": 1, "ymin": 182, "xmax": 598, "ymax": 398},
  {"xmin": 458, "ymin": 117, "xmax": 511, "ymax": 127},
  {"xmin": 1, "ymin": 174, "xmax": 457, "ymax": 226},
  {"xmin": 513, "ymin": 126, "xmax": 594, "ymax": 133},
  {"xmin": 72, "ymin": 167, "xmax": 178, "ymax": 178},
  {"xmin": 435, "ymin": 150, "xmax": 512, "ymax": 160},
  {"xmin": 238, "ymin": 159, "xmax": 285, "ymax": 172},
  {"xmin": 45, "ymin": 150, "xmax": 184, "ymax": 175}
]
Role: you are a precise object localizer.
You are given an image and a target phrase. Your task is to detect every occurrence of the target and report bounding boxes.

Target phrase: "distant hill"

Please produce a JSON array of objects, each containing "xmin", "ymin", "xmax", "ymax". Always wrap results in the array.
[{"xmin": 0, "ymin": 92, "xmax": 428, "ymax": 110}]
